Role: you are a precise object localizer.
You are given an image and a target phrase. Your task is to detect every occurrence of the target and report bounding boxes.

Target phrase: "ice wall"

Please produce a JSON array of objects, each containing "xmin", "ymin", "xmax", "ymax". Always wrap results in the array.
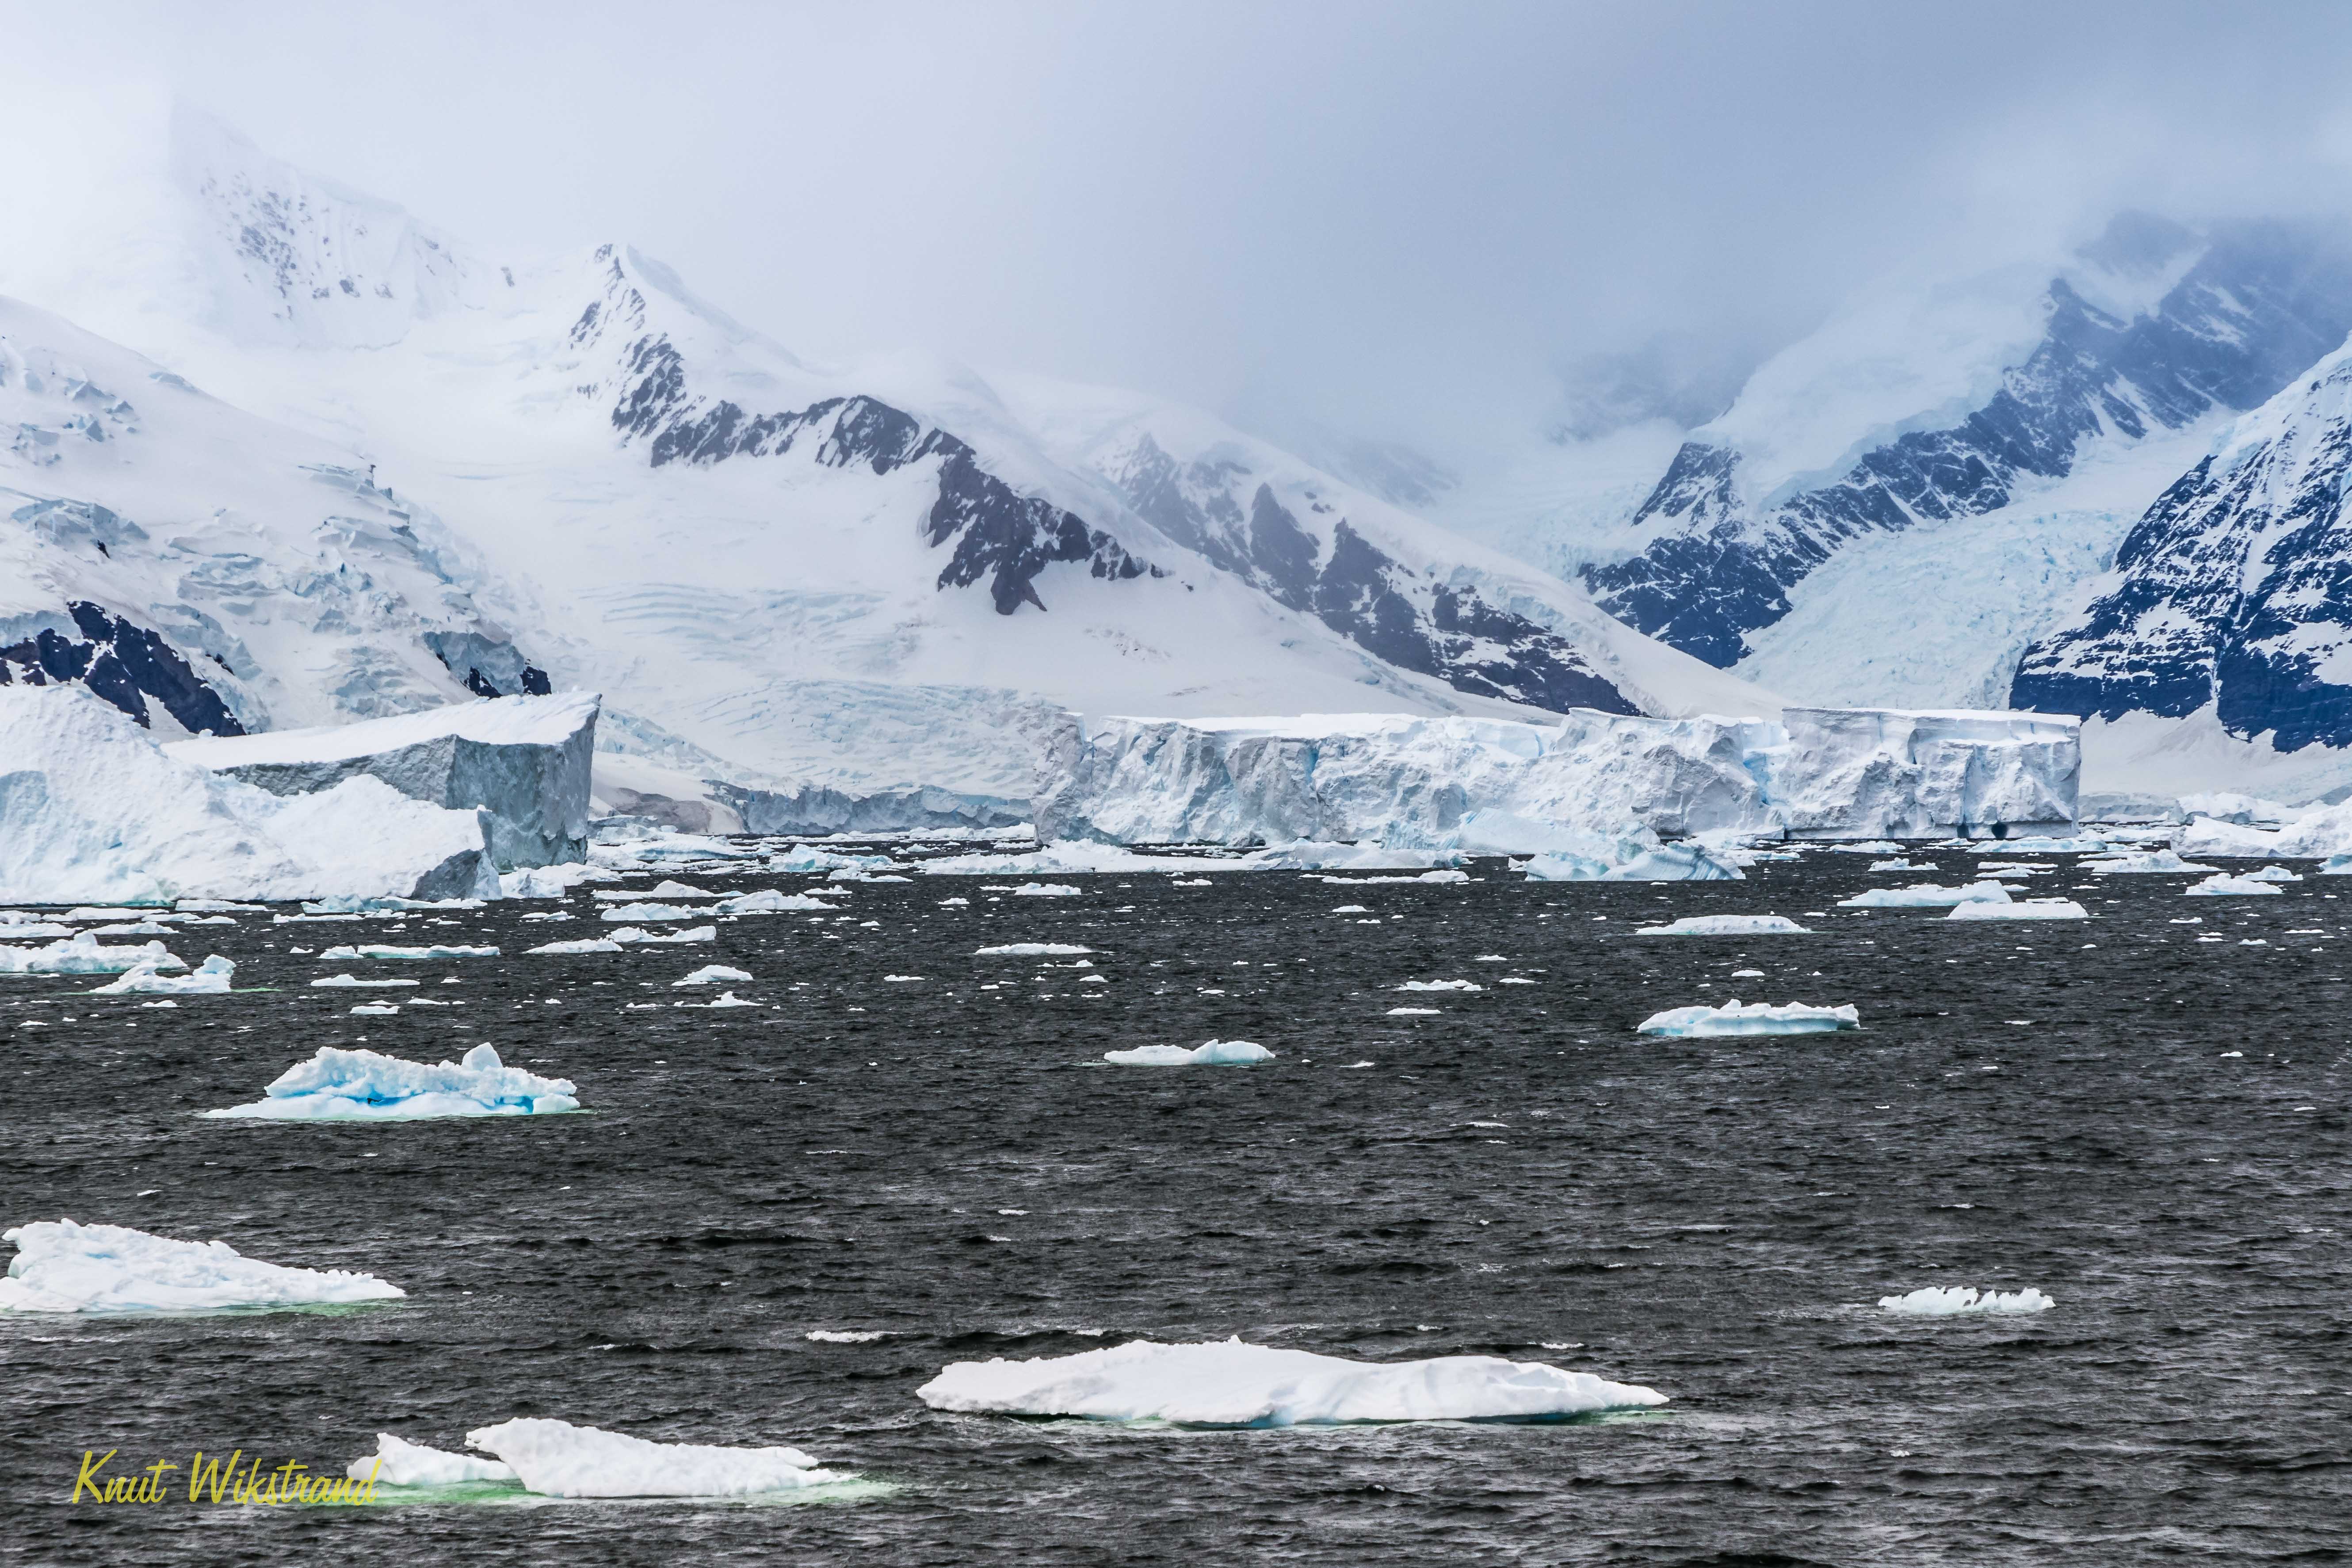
[
  {"xmin": 1036, "ymin": 706, "xmax": 2079, "ymax": 847},
  {"xmin": 168, "ymin": 692, "xmax": 597, "ymax": 869}
]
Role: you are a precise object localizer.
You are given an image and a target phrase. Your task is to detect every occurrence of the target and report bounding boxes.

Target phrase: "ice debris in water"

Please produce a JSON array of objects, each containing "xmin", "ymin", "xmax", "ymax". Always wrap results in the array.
[
  {"xmin": 1993, "ymin": 836, "xmax": 2108, "ymax": 854},
  {"xmin": 2085, "ymin": 850, "xmax": 2216, "ymax": 874},
  {"xmin": 2184, "ymin": 874, "xmax": 2286, "ymax": 897},
  {"xmin": 1868, "ymin": 858, "xmax": 1930, "ymax": 871},
  {"xmin": 1521, "ymin": 839, "xmax": 1742, "ymax": 881},
  {"xmin": 203, "ymin": 1044, "xmax": 580, "ymax": 1120},
  {"xmin": 674, "ymin": 965, "xmax": 753, "ymax": 986},
  {"xmin": 1103, "ymin": 1040, "xmax": 1273, "ymax": 1066},
  {"xmin": 1332, "ymin": 904, "xmax": 1371, "ymax": 913},
  {"xmin": 312, "ymin": 974, "xmax": 420, "ymax": 988},
  {"xmin": 807, "ymin": 1329, "xmax": 888, "ymax": 1343},
  {"xmin": 1839, "ymin": 882, "xmax": 2012, "ymax": 908},
  {"xmin": 1397, "ymin": 979, "xmax": 1482, "ymax": 992},
  {"xmin": 318, "ymin": 943, "xmax": 500, "ymax": 960},
  {"xmin": 0, "ymin": 1218, "xmax": 405, "ymax": 1313},
  {"xmin": 916, "ymin": 1337, "xmax": 1666, "ymax": 1424},
  {"xmin": 2240, "ymin": 866, "xmax": 2302, "ymax": 883},
  {"xmin": 606, "ymin": 925, "xmax": 715, "ymax": 945},
  {"xmin": 0, "ymin": 934, "xmax": 185, "ymax": 975},
  {"xmin": 975, "ymin": 943, "xmax": 1094, "ymax": 956},
  {"xmin": 675, "ymin": 991, "xmax": 754, "ymax": 1009},
  {"xmin": 1879, "ymin": 1285, "xmax": 2054, "ymax": 1316},
  {"xmin": 1638, "ymin": 1000, "xmax": 1859, "ymax": 1036},
  {"xmin": 528, "ymin": 938, "xmax": 625, "ymax": 955},
  {"xmin": 1012, "ymin": 883, "xmax": 1082, "ymax": 897},
  {"xmin": 599, "ymin": 903, "xmax": 708, "ymax": 923},
  {"xmin": 87, "ymin": 955, "xmax": 234, "ymax": 995},
  {"xmin": 1317, "ymin": 870, "xmax": 1470, "ymax": 885},
  {"xmin": 347, "ymin": 1433, "xmax": 517, "ymax": 1488},
  {"xmin": 1947, "ymin": 900, "xmax": 2090, "ymax": 921},
  {"xmin": 500, "ymin": 863, "xmax": 622, "ymax": 899},
  {"xmin": 1637, "ymin": 915, "xmax": 1812, "ymax": 936},
  {"xmin": 713, "ymin": 889, "xmax": 837, "ymax": 914},
  {"xmin": 462, "ymin": 1417, "xmax": 845, "ymax": 1497}
]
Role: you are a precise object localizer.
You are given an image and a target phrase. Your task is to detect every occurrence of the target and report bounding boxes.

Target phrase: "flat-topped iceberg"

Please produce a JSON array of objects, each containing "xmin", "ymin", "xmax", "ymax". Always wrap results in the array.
[
  {"xmin": 0, "ymin": 687, "xmax": 497, "ymax": 904},
  {"xmin": 167, "ymin": 692, "xmax": 598, "ymax": 870},
  {"xmin": 89, "ymin": 956, "xmax": 234, "ymax": 995},
  {"xmin": 348, "ymin": 1434, "xmax": 516, "ymax": 1488},
  {"xmin": 1879, "ymin": 1285, "xmax": 2054, "ymax": 1316},
  {"xmin": 1104, "ymin": 1040, "xmax": 1273, "ymax": 1066},
  {"xmin": 203, "ymin": 1044, "xmax": 579, "ymax": 1120},
  {"xmin": 1637, "ymin": 1000, "xmax": 1858, "ymax": 1036},
  {"xmin": 462, "ymin": 1418, "xmax": 846, "ymax": 1497},
  {"xmin": 1947, "ymin": 899, "xmax": 2089, "ymax": 920},
  {"xmin": 1839, "ymin": 881, "xmax": 2012, "ymax": 908},
  {"xmin": 916, "ymin": 1337, "xmax": 1667, "ymax": 1425},
  {"xmin": 0, "ymin": 934, "xmax": 184, "ymax": 975},
  {"xmin": 0, "ymin": 1218, "xmax": 404, "ymax": 1313},
  {"xmin": 1637, "ymin": 915, "xmax": 1812, "ymax": 936},
  {"xmin": 2185, "ymin": 874, "xmax": 2284, "ymax": 898}
]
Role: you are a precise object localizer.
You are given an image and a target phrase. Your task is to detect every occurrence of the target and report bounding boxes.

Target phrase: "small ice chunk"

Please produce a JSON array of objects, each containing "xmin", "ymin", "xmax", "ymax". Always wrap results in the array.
[
  {"xmin": 916, "ymin": 1337, "xmax": 1666, "ymax": 1424},
  {"xmin": 712, "ymin": 889, "xmax": 837, "ymax": 914},
  {"xmin": 0, "ymin": 1218, "xmax": 404, "ymax": 1313},
  {"xmin": 598, "ymin": 903, "xmax": 708, "ymax": 923},
  {"xmin": 1839, "ymin": 882, "xmax": 2012, "ymax": 908},
  {"xmin": 87, "ymin": 956, "xmax": 233, "ymax": 995},
  {"xmin": 606, "ymin": 926, "xmax": 716, "ymax": 945},
  {"xmin": 1011, "ymin": 883, "xmax": 1082, "ymax": 897},
  {"xmin": 1879, "ymin": 1285, "xmax": 2054, "ymax": 1316},
  {"xmin": 1637, "ymin": 999, "xmax": 1858, "ymax": 1036},
  {"xmin": 673, "ymin": 965, "xmax": 752, "ymax": 986},
  {"xmin": 2186, "ymin": 873, "xmax": 2286, "ymax": 897},
  {"xmin": 883, "ymin": 974, "xmax": 925, "ymax": 982},
  {"xmin": 974, "ymin": 943, "xmax": 1094, "ymax": 956},
  {"xmin": 1103, "ymin": 1039, "xmax": 1273, "ymax": 1066},
  {"xmin": 2240, "ymin": 866, "xmax": 2303, "ymax": 883},
  {"xmin": 0, "ymin": 934, "xmax": 186, "ymax": 975},
  {"xmin": 311, "ymin": 974, "xmax": 420, "ymax": 988},
  {"xmin": 462, "ymin": 1417, "xmax": 843, "ymax": 1497},
  {"xmin": 1331, "ymin": 904, "xmax": 1371, "ymax": 913},
  {"xmin": 203, "ymin": 1044, "xmax": 580, "ymax": 1120},
  {"xmin": 1636, "ymin": 916, "xmax": 1812, "ymax": 936},
  {"xmin": 1397, "ymin": 979, "xmax": 1482, "ymax": 992},
  {"xmin": 806, "ymin": 1329, "xmax": 887, "ymax": 1343},
  {"xmin": 2084, "ymin": 850, "xmax": 2215, "ymax": 874},
  {"xmin": 1386, "ymin": 1006, "xmax": 1442, "ymax": 1015},
  {"xmin": 317, "ymin": 944, "xmax": 500, "ymax": 960},
  {"xmin": 527, "ymin": 938, "xmax": 625, "ymax": 955},
  {"xmin": 674, "ymin": 990, "xmax": 754, "ymax": 1009},
  {"xmin": 1946, "ymin": 900, "xmax": 2089, "ymax": 921},
  {"xmin": 348, "ymin": 1433, "xmax": 516, "ymax": 1487}
]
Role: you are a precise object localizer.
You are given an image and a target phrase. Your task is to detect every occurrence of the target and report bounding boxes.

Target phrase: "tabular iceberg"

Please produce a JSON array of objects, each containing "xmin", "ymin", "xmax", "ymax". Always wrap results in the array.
[
  {"xmin": 462, "ymin": 1417, "xmax": 845, "ymax": 1497},
  {"xmin": 167, "ymin": 691, "xmax": 598, "ymax": 870},
  {"xmin": 0, "ymin": 1218, "xmax": 404, "ymax": 1312},
  {"xmin": 0, "ymin": 687, "xmax": 498, "ymax": 903},
  {"xmin": 1103, "ymin": 1040, "xmax": 1274, "ymax": 1065},
  {"xmin": 203, "ymin": 1044, "xmax": 580, "ymax": 1119},
  {"xmin": 1034, "ymin": 705, "xmax": 2078, "ymax": 848},
  {"xmin": 1637, "ymin": 1000, "xmax": 1859, "ymax": 1036},
  {"xmin": 916, "ymin": 1337, "xmax": 1667, "ymax": 1425}
]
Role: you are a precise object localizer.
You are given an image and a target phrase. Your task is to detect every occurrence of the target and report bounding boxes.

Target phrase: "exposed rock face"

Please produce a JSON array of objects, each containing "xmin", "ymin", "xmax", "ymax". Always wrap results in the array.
[
  {"xmin": 0, "ymin": 600, "xmax": 242, "ymax": 735},
  {"xmin": 167, "ymin": 692, "xmax": 598, "ymax": 869}
]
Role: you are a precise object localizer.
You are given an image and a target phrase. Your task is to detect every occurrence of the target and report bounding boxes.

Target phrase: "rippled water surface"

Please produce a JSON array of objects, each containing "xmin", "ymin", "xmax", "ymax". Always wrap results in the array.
[{"xmin": 4, "ymin": 851, "xmax": 2348, "ymax": 1564}]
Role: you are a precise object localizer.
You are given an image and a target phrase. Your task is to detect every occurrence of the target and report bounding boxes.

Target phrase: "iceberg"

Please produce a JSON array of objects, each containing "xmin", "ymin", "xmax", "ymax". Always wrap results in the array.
[
  {"xmin": 2184, "ymin": 874, "xmax": 2284, "ymax": 897},
  {"xmin": 2241, "ymin": 866, "xmax": 2304, "ymax": 883},
  {"xmin": 1990, "ymin": 836, "xmax": 2109, "ymax": 853},
  {"xmin": 712, "ymin": 889, "xmax": 838, "ymax": 914},
  {"xmin": 606, "ymin": 925, "xmax": 716, "ymax": 945},
  {"xmin": 770, "ymin": 846, "xmax": 897, "ymax": 875},
  {"xmin": 1636, "ymin": 1000, "xmax": 1859, "ymax": 1036},
  {"xmin": 674, "ymin": 965, "xmax": 752, "ymax": 986},
  {"xmin": 88, "ymin": 956, "xmax": 234, "ymax": 995},
  {"xmin": 2085, "ymin": 850, "xmax": 2215, "ymax": 874},
  {"xmin": 975, "ymin": 943, "xmax": 1094, "ymax": 956},
  {"xmin": 501, "ymin": 862, "xmax": 622, "ymax": 898},
  {"xmin": 599, "ymin": 902, "xmax": 711, "ymax": 922},
  {"xmin": 1521, "ymin": 834, "xmax": 1743, "ymax": 881},
  {"xmin": 0, "ymin": 1218, "xmax": 404, "ymax": 1313},
  {"xmin": 1103, "ymin": 1040, "xmax": 1274, "ymax": 1066},
  {"xmin": 0, "ymin": 933, "xmax": 184, "ymax": 975},
  {"xmin": 348, "ymin": 1434, "xmax": 516, "ymax": 1488},
  {"xmin": 1012, "ymin": 882, "xmax": 1083, "ymax": 897},
  {"xmin": 1947, "ymin": 899, "xmax": 2090, "ymax": 920},
  {"xmin": 1397, "ymin": 979, "xmax": 1482, "ymax": 992},
  {"xmin": 462, "ymin": 1417, "xmax": 845, "ymax": 1497},
  {"xmin": 1637, "ymin": 915, "xmax": 1812, "ymax": 935},
  {"xmin": 311, "ymin": 974, "xmax": 420, "ymax": 988},
  {"xmin": 915, "ymin": 1337, "xmax": 1667, "ymax": 1424},
  {"xmin": 1879, "ymin": 1285, "xmax": 2054, "ymax": 1316},
  {"xmin": 166, "ymin": 691, "xmax": 599, "ymax": 870},
  {"xmin": 318, "ymin": 943, "xmax": 499, "ymax": 960},
  {"xmin": 923, "ymin": 840, "xmax": 1226, "ymax": 876},
  {"xmin": 528, "ymin": 938, "xmax": 624, "ymax": 955},
  {"xmin": 203, "ymin": 1044, "xmax": 579, "ymax": 1119},
  {"xmin": 0, "ymin": 687, "xmax": 498, "ymax": 904},
  {"xmin": 1838, "ymin": 881, "xmax": 2012, "ymax": 908}
]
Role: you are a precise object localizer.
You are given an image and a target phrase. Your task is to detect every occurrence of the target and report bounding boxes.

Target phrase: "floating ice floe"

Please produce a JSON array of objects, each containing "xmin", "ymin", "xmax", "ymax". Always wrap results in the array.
[
  {"xmin": 0, "ymin": 1218, "xmax": 405, "ymax": 1313},
  {"xmin": 464, "ymin": 1418, "xmax": 844, "ymax": 1497},
  {"xmin": 1839, "ymin": 881, "xmax": 2012, "ymax": 908},
  {"xmin": 348, "ymin": 1433, "xmax": 517, "ymax": 1487},
  {"xmin": 1988, "ymin": 836, "xmax": 2108, "ymax": 853},
  {"xmin": 676, "ymin": 991, "xmax": 754, "ymax": 1009},
  {"xmin": 2240, "ymin": 866, "xmax": 2304, "ymax": 883},
  {"xmin": 975, "ymin": 943, "xmax": 1094, "ymax": 957},
  {"xmin": 1521, "ymin": 839, "xmax": 1742, "ymax": 881},
  {"xmin": 311, "ymin": 974, "xmax": 420, "ymax": 988},
  {"xmin": 713, "ymin": 889, "xmax": 838, "ymax": 914},
  {"xmin": 1103, "ymin": 1040, "xmax": 1273, "ymax": 1066},
  {"xmin": 807, "ymin": 1328, "xmax": 887, "ymax": 1343},
  {"xmin": 88, "ymin": 956, "xmax": 234, "ymax": 996},
  {"xmin": 319, "ymin": 943, "xmax": 500, "ymax": 960},
  {"xmin": 0, "ymin": 934, "xmax": 185, "ymax": 975},
  {"xmin": 1318, "ymin": 869, "xmax": 1470, "ymax": 885},
  {"xmin": 528, "ymin": 938, "xmax": 625, "ymax": 955},
  {"xmin": 607, "ymin": 925, "xmax": 715, "ymax": 945},
  {"xmin": 1879, "ymin": 1285, "xmax": 2054, "ymax": 1316},
  {"xmin": 1947, "ymin": 900, "xmax": 2089, "ymax": 920},
  {"xmin": 1397, "ymin": 979, "xmax": 1482, "ymax": 992},
  {"xmin": 1868, "ymin": 858, "xmax": 1930, "ymax": 872},
  {"xmin": 203, "ymin": 1044, "xmax": 579, "ymax": 1120},
  {"xmin": 302, "ymin": 895, "xmax": 486, "ymax": 915},
  {"xmin": 1636, "ymin": 916, "xmax": 1812, "ymax": 936},
  {"xmin": 1386, "ymin": 1006, "xmax": 1442, "ymax": 1015},
  {"xmin": 500, "ymin": 862, "xmax": 622, "ymax": 899},
  {"xmin": 2085, "ymin": 850, "xmax": 2216, "ymax": 874},
  {"xmin": 0, "ymin": 921, "xmax": 77, "ymax": 939},
  {"xmin": 1012, "ymin": 882, "xmax": 1083, "ymax": 897},
  {"xmin": 916, "ymin": 1337, "xmax": 1667, "ymax": 1424},
  {"xmin": 674, "ymin": 965, "xmax": 753, "ymax": 986},
  {"xmin": 2184, "ymin": 874, "xmax": 2284, "ymax": 898},
  {"xmin": 1636, "ymin": 1000, "xmax": 1859, "ymax": 1036},
  {"xmin": 599, "ymin": 903, "xmax": 708, "ymax": 923},
  {"xmin": 771, "ymin": 846, "xmax": 897, "ymax": 875}
]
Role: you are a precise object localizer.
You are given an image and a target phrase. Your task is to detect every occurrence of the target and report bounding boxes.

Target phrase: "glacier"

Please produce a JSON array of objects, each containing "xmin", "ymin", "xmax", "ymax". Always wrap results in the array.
[
  {"xmin": 1636, "ymin": 1000, "xmax": 1859, "ymax": 1036},
  {"xmin": 915, "ymin": 1337, "xmax": 1667, "ymax": 1425},
  {"xmin": 0, "ymin": 1218, "xmax": 404, "ymax": 1313},
  {"xmin": 204, "ymin": 1043, "xmax": 579, "ymax": 1120},
  {"xmin": 167, "ymin": 691, "xmax": 597, "ymax": 870}
]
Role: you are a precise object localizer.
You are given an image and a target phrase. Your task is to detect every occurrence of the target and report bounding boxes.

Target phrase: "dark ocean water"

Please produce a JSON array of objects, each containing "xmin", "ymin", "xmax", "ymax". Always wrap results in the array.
[{"xmin": 4, "ymin": 849, "xmax": 2348, "ymax": 1565}]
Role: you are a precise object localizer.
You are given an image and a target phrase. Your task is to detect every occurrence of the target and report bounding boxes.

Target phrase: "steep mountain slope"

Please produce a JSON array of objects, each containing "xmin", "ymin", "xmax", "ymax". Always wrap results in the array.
[
  {"xmin": 2013, "ymin": 334, "xmax": 2352, "ymax": 755},
  {"xmin": 1577, "ymin": 217, "xmax": 2352, "ymax": 674}
]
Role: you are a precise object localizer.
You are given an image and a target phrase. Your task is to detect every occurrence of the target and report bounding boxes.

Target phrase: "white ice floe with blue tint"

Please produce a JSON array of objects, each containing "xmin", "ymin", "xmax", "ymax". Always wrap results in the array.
[
  {"xmin": 1947, "ymin": 900, "xmax": 2090, "ymax": 920},
  {"xmin": 1879, "ymin": 1285, "xmax": 2054, "ymax": 1316},
  {"xmin": 1012, "ymin": 882, "xmax": 1083, "ymax": 897},
  {"xmin": 916, "ymin": 1337, "xmax": 1666, "ymax": 1424},
  {"xmin": 2085, "ymin": 850, "xmax": 2216, "ymax": 874},
  {"xmin": 88, "ymin": 956, "xmax": 233, "ymax": 995},
  {"xmin": 1637, "ymin": 999, "xmax": 1859, "ymax": 1036},
  {"xmin": 598, "ymin": 903, "xmax": 710, "ymax": 923},
  {"xmin": 459, "ymin": 1418, "xmax": 848, "ymax": 1497},
  {"xmin": 2241, "ymin": 866, "xmax": 2303, "ymax": 883},
  {"xmin": 1984, "ymin": 836, "xmax": 2108, "ymax": 853},
  {"xmin": 528, "ymin": 938, "xmax": 625, "ymax": 954},
  {"xmin": 2185, "ymin": 874, "xmax": 2285, "ymax": 897},
  {"xmin": 976, "ymin": 943, "xmax": 1094, "ymax": 956},
  {"xmin": 1521, "ymin": 839, "xmax": 1742, "ymax": 881},
  {"xmin": 1840, "ymin": 881, "xmax": 2012, "ymax": 908},
  {"xmin": 1103, "ymin": 1040, "xmax": 1273, "ymax": 1066},
  {"xmin": 0, "ymin": 934, "xmax": 184, "ymax": 975},
  {"xmin": 0, "ymin": 1218, "xmax": 405, "ymax": 1313},
  {"xmin": 1398, "ymin": 979, "xmax": 1482, "ymax": 992},
  {"xmin": 204, "ymin": 1044, "xmax": 580, "ymax": 1120},
  {"xmin": 311, "ymin": 974, "xmax": 420, "ymax": 988},
  {"xmin": 713, "ymin": 889, "xmax": 839, "ymax": 913},
  {"xmin": 1637, "ymin": 915, "xmax": 1812, "ymax": 936}
]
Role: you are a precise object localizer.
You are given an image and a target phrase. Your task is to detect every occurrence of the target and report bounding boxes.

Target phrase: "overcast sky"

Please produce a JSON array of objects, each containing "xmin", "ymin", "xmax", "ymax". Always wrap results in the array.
[{"xmin": 15, "ymin": 0, "xmax": 2352, "ymax": 456}]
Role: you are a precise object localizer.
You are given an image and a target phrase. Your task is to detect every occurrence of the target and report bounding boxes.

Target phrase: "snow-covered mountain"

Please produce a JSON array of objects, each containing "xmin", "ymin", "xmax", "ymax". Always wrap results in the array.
[
  {"xmin": 1573, "ymin": 215, "xmax": 2352, "ymax": 679},
  {"xmin": 2013, "ymin": 333, "xmax": 2352, "ymax": 757},
  {"xmin": 0, "ymin": 102, "xmax": 1772, "ymax": 822}
]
